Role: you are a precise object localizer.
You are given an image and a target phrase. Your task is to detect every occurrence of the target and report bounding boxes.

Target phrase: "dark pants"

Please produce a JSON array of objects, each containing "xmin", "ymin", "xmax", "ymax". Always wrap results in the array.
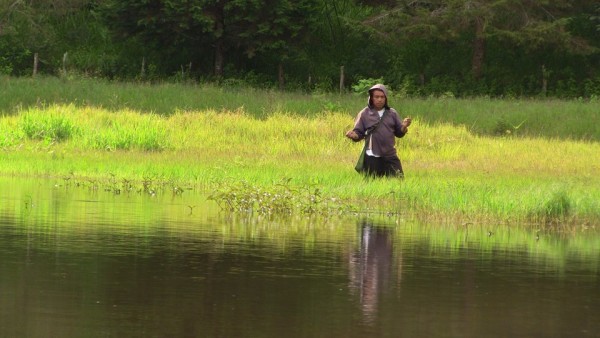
[{"xmin": 364, "ymin": 154, "xmax": 404, "ymax": 177}]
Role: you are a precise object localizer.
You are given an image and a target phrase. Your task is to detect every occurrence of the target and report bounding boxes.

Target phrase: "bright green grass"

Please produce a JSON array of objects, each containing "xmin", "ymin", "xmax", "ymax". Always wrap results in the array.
[{"xmin": 1, "ymin": 103, "xmax": 599, "ymax": 226}]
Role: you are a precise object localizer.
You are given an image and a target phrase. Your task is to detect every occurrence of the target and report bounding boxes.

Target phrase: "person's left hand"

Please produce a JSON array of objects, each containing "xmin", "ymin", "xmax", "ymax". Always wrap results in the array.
[
  {"xmin": 402, "ymin": 117, "xmax": 412, "ymax": 128},
  {"xmin": 345, "ymin": 130, "xmax": 359, "ymax": 141}
]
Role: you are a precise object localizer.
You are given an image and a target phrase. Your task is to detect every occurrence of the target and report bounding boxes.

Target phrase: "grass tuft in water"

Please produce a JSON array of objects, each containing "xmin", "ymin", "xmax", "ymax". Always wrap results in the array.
[{"xmin": 538, "ymin": 189, "xmax": 572, "ymax": 221}]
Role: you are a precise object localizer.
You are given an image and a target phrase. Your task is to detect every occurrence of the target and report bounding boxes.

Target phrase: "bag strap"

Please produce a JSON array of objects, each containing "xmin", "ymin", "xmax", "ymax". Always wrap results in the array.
[{"xmin": 364, "ymin": 109, "xmax": 387, "ymax": 149}]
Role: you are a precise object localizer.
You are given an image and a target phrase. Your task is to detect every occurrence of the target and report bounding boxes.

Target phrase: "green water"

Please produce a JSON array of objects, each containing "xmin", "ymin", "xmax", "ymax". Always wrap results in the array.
[{"xmin": 0, "ymin": 177, "xmax": 598, "ymax": 338}]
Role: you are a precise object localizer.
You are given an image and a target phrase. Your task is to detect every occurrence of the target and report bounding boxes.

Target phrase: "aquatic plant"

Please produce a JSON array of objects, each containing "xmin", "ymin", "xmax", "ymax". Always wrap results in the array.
[{"xmin": 208, "ymin": 179, "xmax": 356, "ymax": 216}]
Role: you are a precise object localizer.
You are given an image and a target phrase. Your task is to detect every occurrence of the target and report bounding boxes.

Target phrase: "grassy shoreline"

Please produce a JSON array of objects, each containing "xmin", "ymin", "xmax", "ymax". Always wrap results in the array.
[
  {"xmin": 2, "ymin": 76, "xmax": 600, "ymax": 226},
  {"xmin": 1, "ymin": 99, "xmax": 599, "ymax": 227}
]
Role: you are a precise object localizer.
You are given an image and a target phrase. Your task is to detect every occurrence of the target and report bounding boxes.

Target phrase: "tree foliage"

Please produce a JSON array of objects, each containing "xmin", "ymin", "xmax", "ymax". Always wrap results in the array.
[
  {"xmin": 363, "ymin": 0, "xmax": 598, "ymax": 81},
  {"xmin": 1, "ymin": 0, "xmax": 599, "ymax": 97},
  {"xmin": 102, "ymin": 0, "xmax": 321, "ymax": 78}
]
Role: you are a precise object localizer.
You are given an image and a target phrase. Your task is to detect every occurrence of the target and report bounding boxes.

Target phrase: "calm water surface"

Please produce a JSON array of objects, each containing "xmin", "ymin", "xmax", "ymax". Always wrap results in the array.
[{"xmin": 1, "ymin": 177, "xmax": 599, "ymax": 338}]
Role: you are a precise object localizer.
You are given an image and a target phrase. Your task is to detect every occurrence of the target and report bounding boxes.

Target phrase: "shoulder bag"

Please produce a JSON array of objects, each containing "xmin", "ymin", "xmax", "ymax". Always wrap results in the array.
[{"xmin": 355, "ymin": 110, "xmax": 387, "ymax": 173}]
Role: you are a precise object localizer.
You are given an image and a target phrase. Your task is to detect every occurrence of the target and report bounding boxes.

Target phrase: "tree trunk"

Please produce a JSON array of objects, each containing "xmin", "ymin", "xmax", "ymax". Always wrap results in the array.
[
  {"xmin": 214, "ymin": 37, "xmax": 224, "ymax": 78},
  {"xmin": 213, "ymin": 8, "xmax": 225, "ymax": 78},
  {"xmin": 471, "ymin": 17, "xmax": 485, "ymax": 81}
]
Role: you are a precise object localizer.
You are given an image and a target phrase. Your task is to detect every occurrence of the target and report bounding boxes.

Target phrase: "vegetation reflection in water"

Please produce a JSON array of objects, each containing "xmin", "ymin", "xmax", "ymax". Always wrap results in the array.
[
  {"xmin": 2, "ymin": 177, "xmax": 599, "ymax": 337},
  {"xmin": 3, "ymin": 177, "xmax": 598, "ymax": 275}
]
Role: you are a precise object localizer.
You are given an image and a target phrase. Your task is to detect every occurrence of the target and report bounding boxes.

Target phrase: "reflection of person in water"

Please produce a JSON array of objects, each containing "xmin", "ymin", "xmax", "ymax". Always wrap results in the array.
[{"xmin": 348, "ymin": 222, "xmax": 401, "ymax": 324}]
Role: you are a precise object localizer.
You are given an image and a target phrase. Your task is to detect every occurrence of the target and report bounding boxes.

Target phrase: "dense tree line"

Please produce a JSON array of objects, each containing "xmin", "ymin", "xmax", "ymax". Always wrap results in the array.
[{"xmin": 1, "ymin": 0, "xmax": 599, "ymax": 97}]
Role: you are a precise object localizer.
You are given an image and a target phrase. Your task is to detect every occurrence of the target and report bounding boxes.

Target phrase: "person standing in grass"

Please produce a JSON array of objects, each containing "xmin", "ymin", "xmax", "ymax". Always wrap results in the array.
[{"xmin": 346, "ymin": 84, "xmax": 412, "ymax": 177}]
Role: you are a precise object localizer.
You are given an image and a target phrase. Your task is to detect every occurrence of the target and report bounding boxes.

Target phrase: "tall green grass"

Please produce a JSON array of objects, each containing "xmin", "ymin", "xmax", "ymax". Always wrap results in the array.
[
  {"xmin": 1, "ymin": 102, "xmax": 599, "ymax": 225},
  {"xmin": 1, "ymin": 76, "xmax": 599, "ymax": 141},
  {"xmin": 0, "ymin": 75, "xmax": 349, "ymax": 119}
]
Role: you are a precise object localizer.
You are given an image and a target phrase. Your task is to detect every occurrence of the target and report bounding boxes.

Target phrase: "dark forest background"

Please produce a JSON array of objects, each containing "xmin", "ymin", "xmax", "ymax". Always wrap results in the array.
[{"xmin": 1, "ymin": 0, "xmax": 599, "ymax": 97}]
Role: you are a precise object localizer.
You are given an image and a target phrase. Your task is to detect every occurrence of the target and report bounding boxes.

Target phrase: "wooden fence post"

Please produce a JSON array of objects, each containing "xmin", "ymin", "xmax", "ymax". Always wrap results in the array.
[
  {"xmin": 33, "ymin": 53, "xmax": 38, "ymax": 77},
  {"xmin": 339, "ymin": 65, "xmax": 345, "ymax": 94},
  {"xmin": 141, "ymin": 57, "xmax": 146, "ymax": 79},
  {"xmin": 62, "ymin": 52, "xmax": 68, "ymax": 77},
  {"xmin": 278, "ymin": 63, "xmax": 285, "ymax": 90},
  {"xmin": 541, "ymin": 64, "xmax": 548, "ymax": 97}
]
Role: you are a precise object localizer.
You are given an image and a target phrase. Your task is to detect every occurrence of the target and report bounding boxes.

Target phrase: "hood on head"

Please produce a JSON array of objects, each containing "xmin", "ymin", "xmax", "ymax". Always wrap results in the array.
[{"xmin": 368, "ymin": 83, "xmax": 389, "ymax": 109}]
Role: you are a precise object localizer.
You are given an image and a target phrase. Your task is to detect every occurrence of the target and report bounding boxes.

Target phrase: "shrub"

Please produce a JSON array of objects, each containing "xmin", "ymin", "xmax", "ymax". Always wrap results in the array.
[{"xmin": 351, "ymin": 77, "xmax": 385, "ymax": 94}]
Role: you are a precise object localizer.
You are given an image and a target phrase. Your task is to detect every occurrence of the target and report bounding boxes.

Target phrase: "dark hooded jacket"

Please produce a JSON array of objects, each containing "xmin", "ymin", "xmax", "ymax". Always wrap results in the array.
[{"xmin": 351, "ymin": 84, "xmax": 406, "ymax": 157}]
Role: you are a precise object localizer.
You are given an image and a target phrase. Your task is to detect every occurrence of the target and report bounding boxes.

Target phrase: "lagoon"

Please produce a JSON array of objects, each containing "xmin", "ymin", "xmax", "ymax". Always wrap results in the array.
[{"xmin": 1, "ymin": 177, "xmax": 598, "ymax": 337}]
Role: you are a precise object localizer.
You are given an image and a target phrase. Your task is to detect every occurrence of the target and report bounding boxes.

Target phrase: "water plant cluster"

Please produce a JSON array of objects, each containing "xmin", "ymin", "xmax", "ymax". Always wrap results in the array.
[
  {"xmin": 59, "ymin": 173, "xmax": 189, "ymax": 198},
  {"xmin": 208, "ymin": 179, "xmax": 355, "ymax": 216}
]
